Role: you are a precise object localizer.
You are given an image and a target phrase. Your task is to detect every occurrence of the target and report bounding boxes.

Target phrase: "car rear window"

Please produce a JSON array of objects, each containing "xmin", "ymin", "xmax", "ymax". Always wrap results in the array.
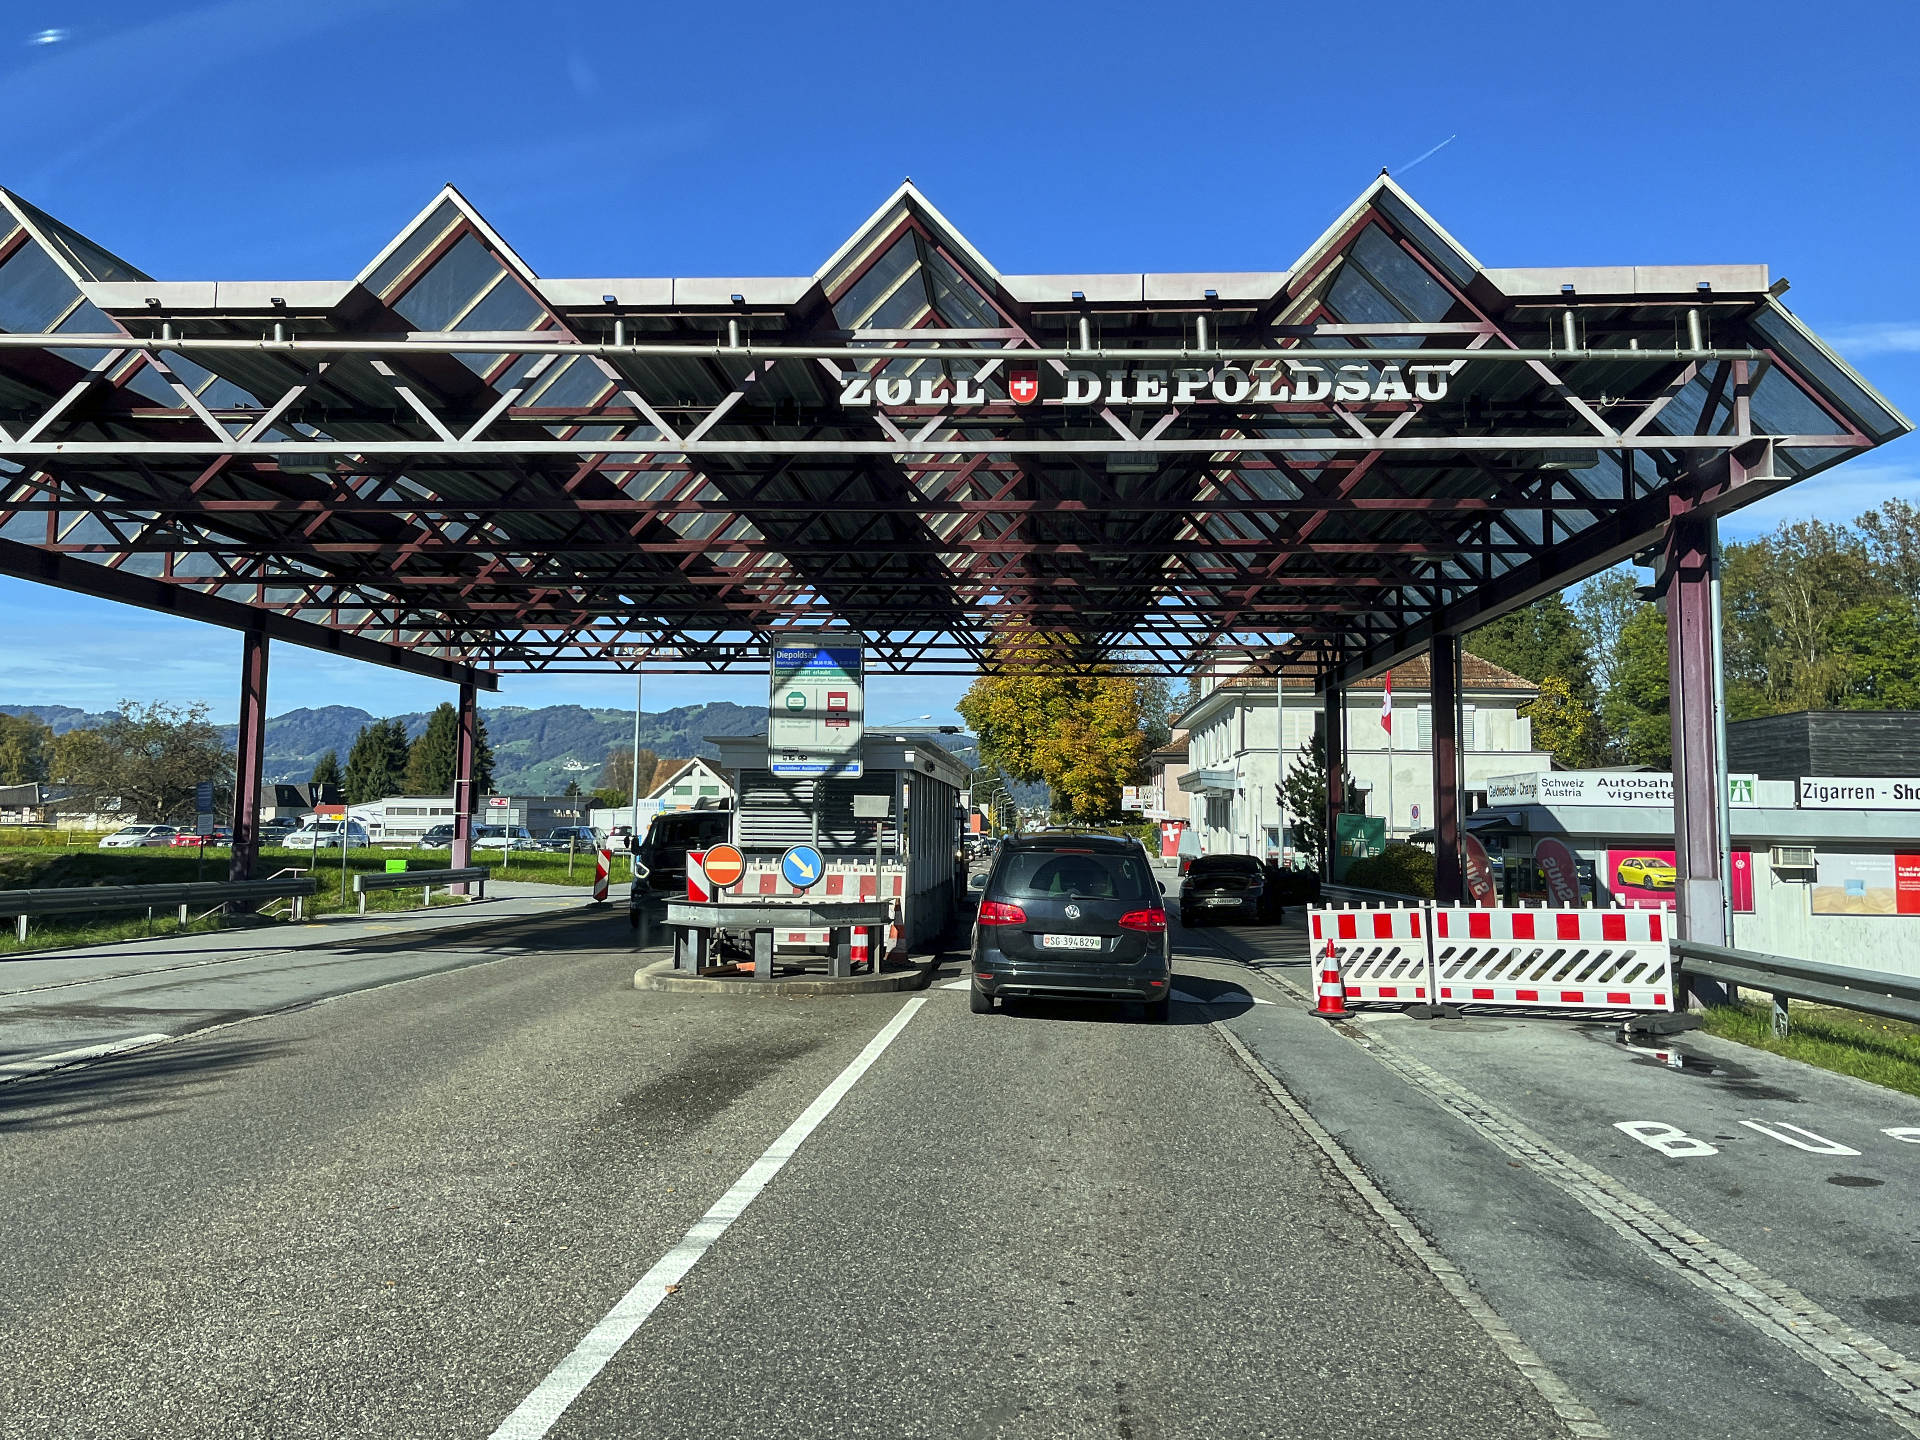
[
  {"xmin": 995, "ymin": 848, "xmax": 1153, "ymax": 902},
  {"xmin": 1191, "ymin": 857, "xmax": 1262, "ymax": 876}
]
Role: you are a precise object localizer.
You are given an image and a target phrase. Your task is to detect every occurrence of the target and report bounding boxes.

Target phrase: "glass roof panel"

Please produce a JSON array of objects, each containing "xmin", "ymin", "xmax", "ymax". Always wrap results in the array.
[
  {"xmin": 393, "ymin": 233, "xmax": 505, "ymax": 330},
  {"xmin": 1752, "ymin": 303, "xmax": 1906, "ymax": 443},
  {"xmin": 1350, "ymin": 224, "xmax": 1451, "ymax": 322},
  {"xmin": 366, "ymin": 198, "xmax": 461, "ymax": 298},
  {"xmin": 925, "ymin": 248, "xmax": 999, "ymax": 328},
  {"xmin": 832, "ymin": 233, "xmax": 918, "ymax": 329},
  {"xmin": 0, "ymin": 241, "xmax": 79, "ymax": 333},
  {"xmin": 12, "ymin": 195, "xmax": 147, "ymax": 282}
]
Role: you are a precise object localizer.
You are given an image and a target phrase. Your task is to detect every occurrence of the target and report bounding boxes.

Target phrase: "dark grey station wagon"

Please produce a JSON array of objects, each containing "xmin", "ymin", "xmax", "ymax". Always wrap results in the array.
[{"xmin": 969, "ymin": 832, "xmax": 1172, "ymax": 1021}]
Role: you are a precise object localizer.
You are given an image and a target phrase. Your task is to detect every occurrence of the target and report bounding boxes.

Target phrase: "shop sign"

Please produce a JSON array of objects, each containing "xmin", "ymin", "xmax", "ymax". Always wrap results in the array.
[
  {"xmin": 1485, "ymin": 770, "xmax": 1759, "ymax": 808},
  {"xmin": 1798, "ymin": 778, "xmax": 1920, "ymax": 810},
  {"xmin": 1812, "ymin": 851, "xmax": 1920, "ymax": 915},
  {"xmin": 839, "ymin": 361, "xmax": 1452, "ymax": 410}
]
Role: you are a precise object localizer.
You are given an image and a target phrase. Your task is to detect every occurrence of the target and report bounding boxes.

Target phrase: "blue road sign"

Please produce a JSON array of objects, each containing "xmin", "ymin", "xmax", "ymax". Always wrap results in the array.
[{"xmin": 780, "ymin": 844, "xmax": 824, "ymax": 890}]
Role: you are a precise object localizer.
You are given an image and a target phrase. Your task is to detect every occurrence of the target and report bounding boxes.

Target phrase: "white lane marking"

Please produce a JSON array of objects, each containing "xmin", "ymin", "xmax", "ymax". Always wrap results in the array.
[
  {"xmin": 1614, "ymin": 1120, "xmax": 1718, "ymax": 1157},
  {"xmin": 0, "ymin": 1032, "xmax": 172, "ymax": 1080},
  {"xmin": 940, "ymin": 978, "xmax": 970, "ymax": 990},
  {"xmin": 1739, "ymin": 1119, "xmax": 1861, "ymax": 1156},
  {"xmin": 488, "ymin": 995, "xmax": 929, "ymax": 1440},
  {"xmin": 1886, "ymin": 1128, "xmax": 1920, "ymax": 1144}
]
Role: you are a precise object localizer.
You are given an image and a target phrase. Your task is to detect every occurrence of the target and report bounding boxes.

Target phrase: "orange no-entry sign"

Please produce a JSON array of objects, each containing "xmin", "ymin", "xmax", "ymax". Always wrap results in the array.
[{"xmin": 702, "ymin": 844, "xmax": 745, "ymax": 888}]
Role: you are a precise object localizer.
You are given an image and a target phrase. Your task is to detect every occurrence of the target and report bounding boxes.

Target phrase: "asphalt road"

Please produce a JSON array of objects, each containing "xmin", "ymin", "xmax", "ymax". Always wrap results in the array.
[
  {"xmin": 2, "ymin": 904, "xmax": 1569, "ymax": 1440},
  {"xmin": 7, "ymin": 897, "xmax": 1918, "ymax": 1438}
]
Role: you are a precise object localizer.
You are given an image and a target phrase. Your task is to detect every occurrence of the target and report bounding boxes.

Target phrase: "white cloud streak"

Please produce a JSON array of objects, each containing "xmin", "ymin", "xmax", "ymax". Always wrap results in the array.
[{"xmin": 1819, "ymin": 322, "xmax": 1920, "ymax": 357}]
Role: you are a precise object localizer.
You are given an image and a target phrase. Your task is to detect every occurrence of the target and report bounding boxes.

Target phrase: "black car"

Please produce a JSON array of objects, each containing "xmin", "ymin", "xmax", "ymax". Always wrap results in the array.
[
  {"xmin": 628, "ymin": 809, "xmax": 734, "ymax": 925},
  {"xmin": 417, "ymin": 823, "xmax": 457, "ymax": 849},
  {"xmin": 970, "ymin": 832, "xmax": 1172, "ymax": 1021},
  {"xmin": 537, "ymin": 825, "xmax": 603, "ymax": 852},
  {"xmin": 1179, "ymin": 854, "xmax": 1281, "ymax": 927}
]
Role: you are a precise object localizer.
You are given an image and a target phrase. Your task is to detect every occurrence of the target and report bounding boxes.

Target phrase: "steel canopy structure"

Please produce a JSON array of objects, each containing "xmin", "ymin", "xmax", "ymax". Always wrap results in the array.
[
  {"xmin": 0, "ymin": 175, "xmax": 1905, "ymax": 689},
  {"xmin": 0, "ymin": 175, "xmax": 1907, "ymax": 940}
]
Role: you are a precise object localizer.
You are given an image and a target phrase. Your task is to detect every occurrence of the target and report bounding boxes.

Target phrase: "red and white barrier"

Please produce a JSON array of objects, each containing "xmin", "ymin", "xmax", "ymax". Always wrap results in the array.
[
  {"xmin": 1307, "ymin": 901, "xmax": 1673, "ymax": 1013},
  {"xmin": 1307, "ymin": 905, "xmax": 1430, "ymax": 1003},
  {"xmin": 686, "ymin": 850, "xmax": 711, "ymax": 903},
  {"xmin": 592, "ymin": 847, "xmax": 611, "ymax": 902}
]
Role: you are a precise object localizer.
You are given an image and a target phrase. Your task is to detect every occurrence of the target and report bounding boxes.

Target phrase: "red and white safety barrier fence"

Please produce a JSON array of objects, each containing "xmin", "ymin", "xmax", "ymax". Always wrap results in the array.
[{"xmin": 1308, "ymin": 900, "xmax": 1673, "ymax": 1013}]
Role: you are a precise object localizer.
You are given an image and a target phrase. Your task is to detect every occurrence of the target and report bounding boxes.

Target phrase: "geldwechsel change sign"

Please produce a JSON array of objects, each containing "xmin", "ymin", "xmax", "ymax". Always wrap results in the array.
[{"xmin": 768, "ymin": 636, "xmax": 864, "ymax": 779}]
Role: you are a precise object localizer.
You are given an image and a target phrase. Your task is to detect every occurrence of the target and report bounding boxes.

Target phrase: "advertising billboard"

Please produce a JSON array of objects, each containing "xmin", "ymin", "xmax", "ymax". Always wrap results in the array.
[
  {"xmin": 1811, "ymin": 852, "xmax": 1920, "ymax": 914},
  {"xmin": 1533, "ymin": 838, "xmax": 1582, "ymax": 906},
  {"xmin": 1607, "ymin": 848, "xmax": 1677, "ymax": 906}
]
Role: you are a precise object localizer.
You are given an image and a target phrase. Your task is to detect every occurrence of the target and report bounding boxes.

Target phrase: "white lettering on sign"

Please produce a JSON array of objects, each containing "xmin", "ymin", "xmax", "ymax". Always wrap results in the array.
[
  {"xmin": 1614, "ymin": 1121, "xmax": 1718, "ymax": 1157},
  {"xmin": 1739, "ymin": 1120, "xmax": 1861, "ymax": 1155},
  {"xmin": 1882, "ymin": 1128, "xmax": 1920, "ymax": 1143},
  {"xmin": 838, "ymin": 361, "xmax": 1453, "ymax": 409}
]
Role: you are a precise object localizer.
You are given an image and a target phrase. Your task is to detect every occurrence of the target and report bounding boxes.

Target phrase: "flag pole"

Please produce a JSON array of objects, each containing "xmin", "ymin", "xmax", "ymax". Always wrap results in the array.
[{"xmin": 1383, "ymin": 670, "xmax": 1394, "ymax": 843}]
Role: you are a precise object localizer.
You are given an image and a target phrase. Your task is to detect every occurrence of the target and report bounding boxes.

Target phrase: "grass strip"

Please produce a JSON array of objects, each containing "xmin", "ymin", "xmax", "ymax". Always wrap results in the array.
[{"xmin": 1701, "ymin": 999, "xmax": 1920, "ymax": 1101}]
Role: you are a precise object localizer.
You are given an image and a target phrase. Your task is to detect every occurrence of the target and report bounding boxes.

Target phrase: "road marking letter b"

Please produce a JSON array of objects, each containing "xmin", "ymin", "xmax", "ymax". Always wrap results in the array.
[{"xmin": 1614, "ymin": 1121, "xmax": 1718, "ymax": 1157}]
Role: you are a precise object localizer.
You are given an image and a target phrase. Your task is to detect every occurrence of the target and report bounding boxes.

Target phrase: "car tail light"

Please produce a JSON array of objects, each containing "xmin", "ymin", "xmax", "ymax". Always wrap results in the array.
[
  {"xmin": 1119, "ymin": 908, "xmax": 1168, "ymax": 933},
  {"xmin": 976, "ymin": 900, "xmax": 1027, "ymax": 926}
]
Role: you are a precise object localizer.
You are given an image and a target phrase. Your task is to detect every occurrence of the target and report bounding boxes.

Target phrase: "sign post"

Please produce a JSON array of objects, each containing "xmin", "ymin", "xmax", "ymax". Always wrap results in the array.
[
  {"xmin": 853, "ymin": 793, "xmax": 890, "ymax": 970},
  {"xmin": 315, "ymin": 801, "xmax": 349, "ymax": 905},
  {"xmin": 769, "ymin": 634, "xmax": 864, "ymax": 779}
]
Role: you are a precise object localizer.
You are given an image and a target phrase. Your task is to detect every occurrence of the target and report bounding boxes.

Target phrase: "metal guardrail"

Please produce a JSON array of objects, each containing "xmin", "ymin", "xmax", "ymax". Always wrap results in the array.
[
  {"xmin": 351, "ymin": 866, "xmax": 488, "ymax": 916},
  {"xmin": 1673, "ymin": 939, "xmax": 1920, "ymax": 1034},
  {"xmin": 1, "ymin": 877, "xmax": 318, "ymax": 941}
]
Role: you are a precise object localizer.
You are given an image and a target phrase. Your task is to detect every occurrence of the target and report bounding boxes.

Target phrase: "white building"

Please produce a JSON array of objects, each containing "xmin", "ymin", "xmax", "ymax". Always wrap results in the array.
[
  {"xmin": 590, "ymin": 756, "xmax": 734, "ymax": 837},
  {"xmin": 1175, "ymin": 652, "xmax": 1551, "ymax": 859}
]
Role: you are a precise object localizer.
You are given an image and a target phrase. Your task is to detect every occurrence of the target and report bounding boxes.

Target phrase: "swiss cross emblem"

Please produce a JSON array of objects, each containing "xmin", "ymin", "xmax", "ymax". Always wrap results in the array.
[{"xmin": 1007, "ymin": 369, "xmax": 1040, "ymax": 404}]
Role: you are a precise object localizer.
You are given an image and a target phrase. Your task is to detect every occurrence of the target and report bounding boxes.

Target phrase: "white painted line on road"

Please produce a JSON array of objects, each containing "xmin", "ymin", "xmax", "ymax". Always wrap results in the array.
[
  {"xmin": 939, "ymin": 978, "xmax": 970, "ymax": 990},
  {"xmin": 488, "ymin": 995, "xmax": 930, "ymax": 1440},
  {"xmin": 0, "ymin": 1032, "xmax": 172, "ymax": 1081},
  {"xmin": 1739, "ymin": 1119, "xmax": 1862, "ymax": 1155}
]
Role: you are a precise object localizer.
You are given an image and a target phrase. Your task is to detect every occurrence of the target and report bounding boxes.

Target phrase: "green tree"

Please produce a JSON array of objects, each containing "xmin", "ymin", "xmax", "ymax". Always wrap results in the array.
[
  {"xmin": 51, "ymin": 699, "xmax": 231, "ymax": 823},
  {"xmin": 404, "ymin": 704, "xmax": 494, "ymax": 795},
  {"xmin": 562, "ymin": 778, "xmax": 582, "ymax": 798},
  {"xmin": 1467, "ymin": 593, "xmax": 1595, "ymax": 696},
  {"xmin": 343, "ymin": 720, "xmax": 408, "ymax": 803},
  {"xmin": 1571, "ymin": 566, "xmax": 1642, "ymax": 697},
  {"xmin": 1281, "ymin": 731, "xmax": 1361, "ymax": 873},
  {"xmin": 1856, "ymin": 498, "xmax": 1920, "ymax": 603},
  {"xmin": 1833, "ymin": 598, "xmax": 1920, "ymax": 709},
  {"xmin": 309, "ymin": 748, "xmax": 342, "ymax": 789},
  {"xmin": 0, "ymin": 713, "xmax": 54, "ymax": 784},
  {"xmin": 956, "ymin": 632, "xmax": 1156, "ymax": 820},
  {"xmin": 1520, "ymin": 674, "xmax": 1603, "ymax": 769},
  {"xmin": 1721, "ymin": 518, "xmax": 1880, "ymax": 716},
  {"xmin": 1600, "ymin": 606, "xmax": 1672, "ymax": 767}
]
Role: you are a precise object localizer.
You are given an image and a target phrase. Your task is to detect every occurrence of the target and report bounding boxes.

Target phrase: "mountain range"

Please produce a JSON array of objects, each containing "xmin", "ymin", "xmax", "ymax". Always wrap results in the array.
[{"xmin": 0, "ymin": 702, "xmax": 982, "ymax": 796}]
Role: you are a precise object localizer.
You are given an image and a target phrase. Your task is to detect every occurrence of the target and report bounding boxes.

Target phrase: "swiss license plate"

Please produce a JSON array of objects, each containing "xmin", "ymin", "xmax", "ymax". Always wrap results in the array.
[
  {"xmin": 1040, "ymin": 933, "xmax": 1103, "ymax": 951},
  {"xmin": 1205, "ymin": 896, "xmax": 1241, "ymax": 905}
]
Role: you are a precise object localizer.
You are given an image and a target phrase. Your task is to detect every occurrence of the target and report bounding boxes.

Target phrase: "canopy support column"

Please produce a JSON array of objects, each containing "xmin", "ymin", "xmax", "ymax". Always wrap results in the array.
[
  {"xmin": 1322, "ymin": 677, "xmax": 1344, "ymax": 880},
  {"xmin": 228, "ymin": 625, "xmax": 269, "ymax": 882},
  {"xmin": 1431, "ymin": 636, "xmax": 1463, "ymax": 903},
  {"xmin": 452, "ymin": 681, "xmax": 477, "ymax": 893},
  {"xmin": 1666, "ymin": 515, "xmax": 1733, "ymax": 1006}
]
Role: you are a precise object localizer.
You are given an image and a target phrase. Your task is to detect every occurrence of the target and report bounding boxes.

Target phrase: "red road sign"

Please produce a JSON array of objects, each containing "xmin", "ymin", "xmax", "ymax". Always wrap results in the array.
[{"xmin": 702, "ymin": 844, "xmax": 745, "ymax": 888}]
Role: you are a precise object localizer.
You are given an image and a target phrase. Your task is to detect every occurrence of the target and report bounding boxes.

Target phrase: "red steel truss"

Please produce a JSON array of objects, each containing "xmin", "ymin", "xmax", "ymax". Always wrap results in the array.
[{"xmin": 0, "ymin": 176, "xmax": 1904, "ymax": 685}]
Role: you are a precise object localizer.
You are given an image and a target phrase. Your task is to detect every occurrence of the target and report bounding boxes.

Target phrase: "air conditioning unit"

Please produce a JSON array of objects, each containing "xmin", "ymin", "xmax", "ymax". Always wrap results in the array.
[{"xmin": 1770, "ymin": 844, "xmax": 1815, "ymax": 872}]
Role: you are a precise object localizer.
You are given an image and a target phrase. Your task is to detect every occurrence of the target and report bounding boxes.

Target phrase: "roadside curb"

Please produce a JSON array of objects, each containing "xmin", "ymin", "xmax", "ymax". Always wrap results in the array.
[{"xmin": 632, "ymin": 957, "xmax": 933, "ymax": 996}]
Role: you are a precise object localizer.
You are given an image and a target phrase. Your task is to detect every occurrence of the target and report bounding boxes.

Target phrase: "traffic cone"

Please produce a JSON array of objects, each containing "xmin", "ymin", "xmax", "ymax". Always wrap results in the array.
[{"xmin": 1315, "ymin": 938, "xmax": 1351, "ymax": 1019}]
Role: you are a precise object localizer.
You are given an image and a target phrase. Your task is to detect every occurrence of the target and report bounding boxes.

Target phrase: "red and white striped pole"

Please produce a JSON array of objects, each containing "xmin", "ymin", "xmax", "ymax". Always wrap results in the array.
[
  {"xmin": 592, "ymin": 847, "xmax": 611, "ymax": 902},
  {"xmin": 850, "ymin": 925, "xmax": 870, "ymax": 973}
]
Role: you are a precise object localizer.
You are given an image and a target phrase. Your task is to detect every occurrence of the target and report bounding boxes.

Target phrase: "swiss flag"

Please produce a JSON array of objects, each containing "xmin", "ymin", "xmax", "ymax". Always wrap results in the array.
[
  {"xmin": 1381, "ymin": 670, "xmax": 1393, "ymax": 735},
  {"xmin": 1007, "ymin": 368, "xmax": 1040, "ymax": 404}
]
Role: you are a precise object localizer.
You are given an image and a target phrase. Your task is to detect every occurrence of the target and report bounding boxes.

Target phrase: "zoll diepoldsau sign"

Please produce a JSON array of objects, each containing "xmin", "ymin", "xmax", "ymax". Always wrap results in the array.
[{"xmin": 839, "ymin": 361, "xmax": 1451, "ymax": 410}]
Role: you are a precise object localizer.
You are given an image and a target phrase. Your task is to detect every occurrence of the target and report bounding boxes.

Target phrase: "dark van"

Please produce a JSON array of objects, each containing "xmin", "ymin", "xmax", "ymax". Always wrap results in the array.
[{"xmin": 628, "ymin": 809, "xmax": 733, "ymax": 926}]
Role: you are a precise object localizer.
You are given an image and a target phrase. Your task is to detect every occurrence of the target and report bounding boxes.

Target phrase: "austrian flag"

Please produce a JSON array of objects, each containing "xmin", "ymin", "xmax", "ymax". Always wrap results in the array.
[{"xmin": 1381, "ymin": 671, "xmax": 1393, "ymax": 735}]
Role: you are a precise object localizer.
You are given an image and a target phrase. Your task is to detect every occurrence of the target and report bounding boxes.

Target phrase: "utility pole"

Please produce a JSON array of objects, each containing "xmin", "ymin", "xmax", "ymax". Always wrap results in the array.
[{"xmin": 629, "ymin": 666, "xmax": 643, "ymax": 881}]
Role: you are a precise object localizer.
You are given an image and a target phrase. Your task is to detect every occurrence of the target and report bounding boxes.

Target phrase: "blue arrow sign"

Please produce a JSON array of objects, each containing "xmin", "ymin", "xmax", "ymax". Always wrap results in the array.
[{"xmin": 781, "ymin": 844, "xmax": 824, "ymax": 890}]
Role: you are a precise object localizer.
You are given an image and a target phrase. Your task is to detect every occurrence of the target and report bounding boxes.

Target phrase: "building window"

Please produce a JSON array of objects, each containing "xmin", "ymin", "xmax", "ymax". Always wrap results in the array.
[
  {"xmin": 1462, "ymin": 703, "xmax": 1476, "ymax": 752},
  {"xmin": 699, "ymin": 785, "xmax": 719, "ymax": 797},
  {"xmin": 1417, "ymin": 705, "xmax": 1431, "ymax": 751}
]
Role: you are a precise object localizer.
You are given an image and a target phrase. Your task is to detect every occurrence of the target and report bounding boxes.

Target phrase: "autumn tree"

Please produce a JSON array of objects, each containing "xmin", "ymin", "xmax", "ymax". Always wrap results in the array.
[
  {"xmin": 956, "ymin": 633, "xmax": 1155, "ymax": 821},
  {"xmin": 0, "ymin": 713, "xmax": 53, "ymax": 784},
  {"xmin": 52, "ymin": 699, "xmax": 231, "ymax": 823},
  {"xmin": 1521, "ymin": 675, "xmax": 1603, "ymax": 768}
]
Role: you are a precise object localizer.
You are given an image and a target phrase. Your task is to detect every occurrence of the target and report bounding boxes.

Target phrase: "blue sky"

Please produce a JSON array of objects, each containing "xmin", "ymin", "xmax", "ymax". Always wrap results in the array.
[{"xmin": 3, "ymin": 0, "xmax": 1917, "ymax": 723}]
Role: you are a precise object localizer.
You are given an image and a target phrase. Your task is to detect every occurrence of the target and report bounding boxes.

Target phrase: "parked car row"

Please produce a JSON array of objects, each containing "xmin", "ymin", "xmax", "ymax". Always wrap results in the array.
[{"xmin": 98, "ymin": 818, "xmax": 610, "ymax": 853}]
